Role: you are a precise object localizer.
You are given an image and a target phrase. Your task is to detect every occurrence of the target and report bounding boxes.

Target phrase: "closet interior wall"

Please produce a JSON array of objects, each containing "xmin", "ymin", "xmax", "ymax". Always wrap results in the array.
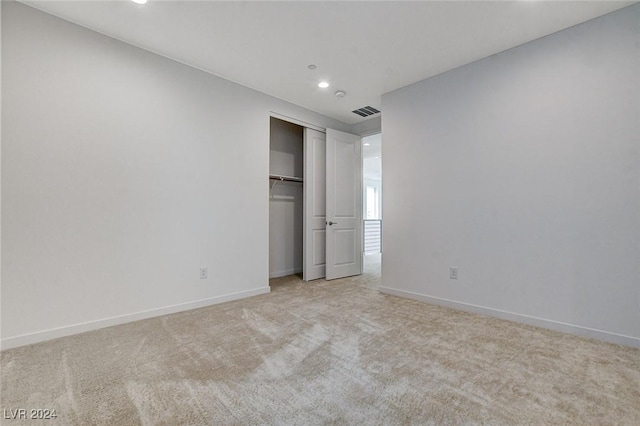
[{"xmin": 269, "ymin": 117, "xmax": 304, "ymax": 278}]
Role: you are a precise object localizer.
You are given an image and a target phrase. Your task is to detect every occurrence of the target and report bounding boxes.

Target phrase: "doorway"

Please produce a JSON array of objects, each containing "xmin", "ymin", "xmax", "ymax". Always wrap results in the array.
[{"xmin": 362, "ymin": 133, "xmax": 382, "ymax": 277}]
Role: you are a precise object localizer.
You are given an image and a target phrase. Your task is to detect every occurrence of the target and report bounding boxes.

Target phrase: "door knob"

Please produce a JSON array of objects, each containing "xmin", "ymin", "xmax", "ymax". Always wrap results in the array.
[{"xmin": 327, "ymin": 221, "xmax": 338, "ymax": 226}]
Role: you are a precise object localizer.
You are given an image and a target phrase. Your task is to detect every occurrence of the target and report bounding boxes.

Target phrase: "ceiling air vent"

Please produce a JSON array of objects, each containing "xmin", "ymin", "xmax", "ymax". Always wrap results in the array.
[{"xmin": 352, "ymin": 106, "xmax": 380, "ymax": 118}]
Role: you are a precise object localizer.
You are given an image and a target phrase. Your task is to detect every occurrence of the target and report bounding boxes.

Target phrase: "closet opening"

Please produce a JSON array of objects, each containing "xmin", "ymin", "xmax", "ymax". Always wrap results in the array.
[
  {"xmin": 269, "ymin": 117, "xmax": 305, "ymax": 282},
  {"xmin": 269, "ymin": 114, "xmax": 363, "ymax": 286}
]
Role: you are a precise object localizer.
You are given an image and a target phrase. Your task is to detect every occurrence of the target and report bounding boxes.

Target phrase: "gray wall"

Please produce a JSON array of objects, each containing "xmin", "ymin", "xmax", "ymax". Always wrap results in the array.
[
  {"xmin": 1, "ymin": 2, "xmax": 350, "ymax": 348},
  {"xmin": 381, "ymin": 5, "xmax": 640, "ymax": 347}
]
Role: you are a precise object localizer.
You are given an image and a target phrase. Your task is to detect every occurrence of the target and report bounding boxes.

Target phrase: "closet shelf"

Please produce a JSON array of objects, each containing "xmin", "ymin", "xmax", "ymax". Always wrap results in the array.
[{"xmin": 269, "ymin": 174, "xmax": 303, "ymax": 183}]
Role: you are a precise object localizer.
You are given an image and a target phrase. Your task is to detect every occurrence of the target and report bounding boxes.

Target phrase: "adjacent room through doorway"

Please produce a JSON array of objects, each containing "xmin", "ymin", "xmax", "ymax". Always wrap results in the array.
[{"xmin": 362, "ymin": 133, "xmax": 382, "ymax": 279}]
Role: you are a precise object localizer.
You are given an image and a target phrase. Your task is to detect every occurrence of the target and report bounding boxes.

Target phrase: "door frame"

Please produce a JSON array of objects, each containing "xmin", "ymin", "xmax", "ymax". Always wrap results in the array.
[
  {"xmin": 268, "ymin": 112, "xmax": 368, "ymax": 282},
  {"xmin": 270, "ymin": 112, "xmax": 326, "ymax": 133}
]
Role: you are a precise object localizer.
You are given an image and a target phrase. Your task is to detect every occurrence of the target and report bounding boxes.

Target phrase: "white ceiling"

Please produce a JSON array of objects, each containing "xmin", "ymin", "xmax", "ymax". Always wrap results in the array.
[{"xmin": 22, "ymin": 0, "xmax": 635, "ymax": 124}]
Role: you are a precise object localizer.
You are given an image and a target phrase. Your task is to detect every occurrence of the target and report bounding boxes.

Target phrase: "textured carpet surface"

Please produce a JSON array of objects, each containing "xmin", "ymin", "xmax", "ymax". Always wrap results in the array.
[{"xmin": 1, "ymin": 270, "xmax": 639, "ymax": 425}]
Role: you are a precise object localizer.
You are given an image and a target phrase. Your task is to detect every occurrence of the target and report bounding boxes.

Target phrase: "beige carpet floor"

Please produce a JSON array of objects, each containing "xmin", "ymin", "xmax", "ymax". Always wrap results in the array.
[{"xmin": 1, "ymin": 270, "xmax": 639, "ymax": 425}]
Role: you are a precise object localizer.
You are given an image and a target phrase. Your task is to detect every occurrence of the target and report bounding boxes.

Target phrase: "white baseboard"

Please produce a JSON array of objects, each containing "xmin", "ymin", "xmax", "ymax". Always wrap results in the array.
[
  {"xmin": 0, "ymin": 286, "xmax": 271, "ymax": 351},
  {"xmin": 378, "ymin": 286, "xmax": 640, "ymax": 349},
  {"xmin": 269, "ymin": 268, "xmax": 302, "ymax": 279}
]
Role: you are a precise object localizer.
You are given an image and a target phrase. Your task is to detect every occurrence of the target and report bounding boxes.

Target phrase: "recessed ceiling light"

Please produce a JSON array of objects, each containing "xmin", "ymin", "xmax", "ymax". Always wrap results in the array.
[
  {"xmin": 131, "ymin": 0, "xmax": 147, "ymax": 4},
  {"xmin": 363, "ymin": 142, "xmax": 371, "ymax": 146},
  {"xmin": 308, "ymin": 64, "xmax": 317, "ymax": 70},
  {"xmin": 318, "ymin": 81, "xmax": 329, "ymax": 89},
  {"xmin": 335, "ymin": 90, "xmax": 346, "ymax": 98}
]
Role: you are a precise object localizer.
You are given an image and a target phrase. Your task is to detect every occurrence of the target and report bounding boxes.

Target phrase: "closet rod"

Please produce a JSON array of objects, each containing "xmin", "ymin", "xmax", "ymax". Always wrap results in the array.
[{"xmin": 269, "ymin": 174, "xmax": 303, "ymax": 183}]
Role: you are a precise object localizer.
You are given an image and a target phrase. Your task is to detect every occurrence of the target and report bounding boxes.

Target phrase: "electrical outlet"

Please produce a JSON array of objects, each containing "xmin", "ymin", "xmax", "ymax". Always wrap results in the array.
[
  {"xmin": 200, "ymin": 267, "xmax": 208, "ymax": 279},
  {"xmin": 449, "ymin": 267, "xmax": 458, "ymax": 280}
]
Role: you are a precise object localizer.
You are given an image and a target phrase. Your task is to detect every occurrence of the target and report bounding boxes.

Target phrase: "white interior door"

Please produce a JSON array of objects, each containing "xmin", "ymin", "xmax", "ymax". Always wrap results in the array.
[
  {"xmin": 303, "ymin": 128, "xmax": 327, "ymax": 281},
  {"xmin": 326, "ymin": 128, "xmax": 362, "ymax": 280}
]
